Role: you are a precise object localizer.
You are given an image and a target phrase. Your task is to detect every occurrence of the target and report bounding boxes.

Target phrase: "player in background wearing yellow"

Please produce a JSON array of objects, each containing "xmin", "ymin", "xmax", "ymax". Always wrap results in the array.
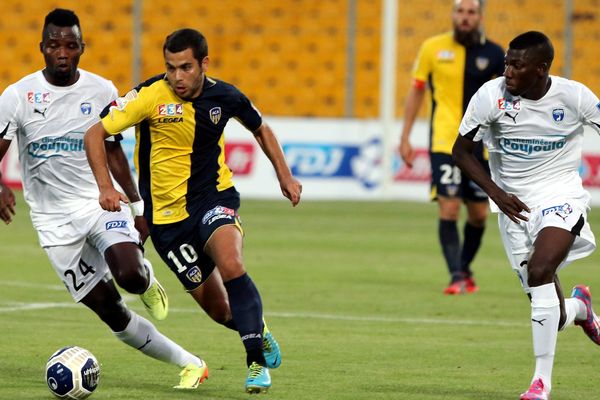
[
  {"xmin": 0, "ymin": 9, "xmax": 207, "ymax": 389},
  {"xmin": 84, "ymin": 28, "xmax": 301, "ymax": 394},
  {"xmin": 399, "ymin": 0, "xmax": 504, "ymax": 294}
]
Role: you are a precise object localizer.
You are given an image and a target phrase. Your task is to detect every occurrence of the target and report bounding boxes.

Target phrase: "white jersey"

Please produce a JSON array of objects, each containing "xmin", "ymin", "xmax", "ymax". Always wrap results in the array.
[
  {"xmin": 459, "ymin": 75, "xmax": 600, "ymax": 212},
  {"xmin": 0, "ymin": 69, "xmax": 117, "ymax": 229}
]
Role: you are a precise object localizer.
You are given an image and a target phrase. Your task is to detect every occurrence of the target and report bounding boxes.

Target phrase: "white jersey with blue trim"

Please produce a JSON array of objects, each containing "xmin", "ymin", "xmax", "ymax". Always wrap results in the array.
[
  {"xmin": 459, "ymin": 75, "xmax": 600, "ymax": 212},
  {"xmin": 0, "ymin": 69, "xmax": 117, "ymax": 229}
]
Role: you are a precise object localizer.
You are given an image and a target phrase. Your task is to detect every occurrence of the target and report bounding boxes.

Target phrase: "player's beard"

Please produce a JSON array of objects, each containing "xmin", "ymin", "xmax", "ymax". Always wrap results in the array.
[{"xmin": 454, "ymin": 29, "xmax": 481, "ymax": 47}]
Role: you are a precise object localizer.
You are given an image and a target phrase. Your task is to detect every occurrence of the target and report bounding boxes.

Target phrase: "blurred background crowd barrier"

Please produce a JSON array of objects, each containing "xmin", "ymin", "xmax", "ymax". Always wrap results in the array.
[{"xmin": 2, "ymin": 0, "xmax": 600, "ymax": 202}]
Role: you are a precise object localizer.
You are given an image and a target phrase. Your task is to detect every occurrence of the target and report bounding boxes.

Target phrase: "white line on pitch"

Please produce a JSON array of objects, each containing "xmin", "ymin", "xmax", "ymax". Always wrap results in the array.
[{"xmin": 0, "ymin": 300, "xmax": 528, "ymax": 328}]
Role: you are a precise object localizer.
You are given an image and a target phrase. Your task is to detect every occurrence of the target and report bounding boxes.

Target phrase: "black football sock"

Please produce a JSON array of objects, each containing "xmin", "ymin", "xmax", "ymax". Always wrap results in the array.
[
  {"xmin": 224, "ymin": 273, "xmax": 265, "ymax": 367},
  {"xmin": 439, "ymin": 219, "xmax": 462, "ymax": 282},
  {"xmin": 222, "ymin": 319, "xmax": 238, "ymax": 331},
  {"xmin": 461, "ymin": 222, "xmax": 485, "ymax": 278}
]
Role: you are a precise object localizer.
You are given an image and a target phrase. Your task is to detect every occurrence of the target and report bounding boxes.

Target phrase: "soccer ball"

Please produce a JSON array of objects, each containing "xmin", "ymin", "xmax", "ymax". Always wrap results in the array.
[{"xmin": 46, "ymin": 346, "xmax": 100, "ymax": 399}]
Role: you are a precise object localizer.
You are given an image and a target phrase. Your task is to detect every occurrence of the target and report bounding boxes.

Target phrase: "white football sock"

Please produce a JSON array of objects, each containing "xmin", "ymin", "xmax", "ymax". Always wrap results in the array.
[
  {"xmin": 113, "ymin": 311, "xmax": 203, "ymax": 368},
  {"xmin": 529, "ymin": 283, "xmax": 560, "ymax": 392},
  {"xmin": 560, "ymin": 297, "xmax": 587, "ymax": 330}
]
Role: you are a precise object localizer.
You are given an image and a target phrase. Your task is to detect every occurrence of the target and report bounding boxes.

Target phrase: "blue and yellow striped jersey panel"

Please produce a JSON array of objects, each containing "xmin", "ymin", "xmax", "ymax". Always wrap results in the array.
[
  {"xmin": 100, "ymin": 74, "xmax": 262, "ymax": 225},
  {"xmin": 412, "ymin": 31, "xmax": 504, "ymax": 154}
]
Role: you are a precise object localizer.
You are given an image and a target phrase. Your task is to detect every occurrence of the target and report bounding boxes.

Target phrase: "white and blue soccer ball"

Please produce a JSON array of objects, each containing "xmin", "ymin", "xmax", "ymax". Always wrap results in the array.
[{"xmin": 46, "ymin": 346, "xmax": 100, "ymax": 399}]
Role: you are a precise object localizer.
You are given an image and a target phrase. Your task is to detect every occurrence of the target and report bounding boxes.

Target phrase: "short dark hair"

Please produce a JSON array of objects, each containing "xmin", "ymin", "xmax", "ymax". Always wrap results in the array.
[
  {"xmin": 163, "ymin": 28, "xmax": 208, "ymax": 63},
  {"xmin": 42, "ymin": 8, "xmax": 81, "ymax": 41},
  {"xmin": 509, "ymin": 31, "xmax": 554, "ymax": 66}
]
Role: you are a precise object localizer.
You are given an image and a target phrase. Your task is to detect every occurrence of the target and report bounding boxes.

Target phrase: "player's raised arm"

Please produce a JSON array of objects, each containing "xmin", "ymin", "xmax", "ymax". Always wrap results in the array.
[
  {"xmin": 252, "ymin": 122, "xmax": 302, "ymax": 206},
  {"xmin": 84, "ymin": 121, "xmax": 127, "ymax": 211}
]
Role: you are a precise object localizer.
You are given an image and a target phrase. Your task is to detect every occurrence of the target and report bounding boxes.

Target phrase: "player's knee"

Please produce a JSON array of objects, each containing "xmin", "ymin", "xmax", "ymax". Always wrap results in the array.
[
  {"xmin": 112, "ymin": 264, "xmax": 148, "ymax": 294},
  {"xmin": 526, "ymin": 263, "xmax": 554, "ymax": 286},
  {"xmin": 217, "ymin": 259, "xmax": 245, "ymax": 281}
]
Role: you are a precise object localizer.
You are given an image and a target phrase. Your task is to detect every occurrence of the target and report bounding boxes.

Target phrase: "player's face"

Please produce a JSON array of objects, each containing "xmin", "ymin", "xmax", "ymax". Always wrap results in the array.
[
  {"xmin": 165, "ymin": 48, "xmax": 208, "ymax": 100},
  {"xmin": 452, "ymin": 0, "xmax": 481, "ymax": 35},
  {"xmin": 504, "ymin": 48, "xmax": 543, "ymax": 98},
  {"xmin": 40, "ymin": 24, "xmax": 84, "ymax": 86}
]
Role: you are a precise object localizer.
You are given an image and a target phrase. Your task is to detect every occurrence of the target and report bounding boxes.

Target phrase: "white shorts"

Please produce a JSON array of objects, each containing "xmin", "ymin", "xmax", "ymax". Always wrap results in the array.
[
  {"xmin": 499, "ymin": 196, "xmax": 596, "ymax": 292},
  {"xmin": 38, "ymin": 206, "xmax": 140, "ymax": 302}
]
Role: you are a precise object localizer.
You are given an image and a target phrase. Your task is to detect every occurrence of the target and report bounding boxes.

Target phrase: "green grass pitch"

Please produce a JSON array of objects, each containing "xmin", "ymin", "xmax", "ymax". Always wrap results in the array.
[{"xmin": 1, "ymin": 190, "xmax": 599, "ymax": 399}]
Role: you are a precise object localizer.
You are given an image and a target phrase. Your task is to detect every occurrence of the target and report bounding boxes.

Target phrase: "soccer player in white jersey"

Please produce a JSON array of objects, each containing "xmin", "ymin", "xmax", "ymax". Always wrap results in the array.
[
  {"xmin": 453, "ymin": 31, "xmax": 600, "ymax": 399},
  {"xmin": 0, "ymin": 8, "xmax": 208, "ymax": 389}
]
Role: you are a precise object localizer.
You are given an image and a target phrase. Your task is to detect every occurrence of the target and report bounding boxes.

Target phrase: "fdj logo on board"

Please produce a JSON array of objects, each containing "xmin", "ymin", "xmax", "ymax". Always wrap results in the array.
[{"xmin": 283, "ymin": 138, "xmax": 382, "ymax": 188}]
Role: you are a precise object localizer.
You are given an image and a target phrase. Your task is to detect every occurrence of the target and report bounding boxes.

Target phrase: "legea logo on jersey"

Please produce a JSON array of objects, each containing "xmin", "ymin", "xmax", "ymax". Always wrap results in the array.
[
  {"xmin": 499, "ymin": 137, "xmax": 565, "ymax": 158},
  {"xmin": 27, "ymin": 91, "xmax": 50, "ymax": 104},
  {"xmin": 497, "ymin": 98, "xmax": 521, "ymax": 111},
  {"xmin": 28, "ymin": 135, "xmax": 84, "ymax": 159},
  {"xmin": 158, "ymin": 103, "xmax": 183, "ymax": 116},
  {"xmin": 105, "ymin": 220, "xmax": 128, "ymax": 230},
  {"xmin": 596, "ymin": 102, "xmax": 600, "ymax": 112},
  {"xmin": 283, "ymin": 138, "xmax": 382, "ymax": 189}
]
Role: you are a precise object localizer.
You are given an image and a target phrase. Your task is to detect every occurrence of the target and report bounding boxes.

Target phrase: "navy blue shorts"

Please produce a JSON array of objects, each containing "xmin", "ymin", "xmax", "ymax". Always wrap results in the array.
[
  {"xmin": 149, "ymin": 188, "xmax": 242, "ymax": 291},
  {"xmin": 429, "ymin": 152, "xmax": 489, "ymax": 202}
]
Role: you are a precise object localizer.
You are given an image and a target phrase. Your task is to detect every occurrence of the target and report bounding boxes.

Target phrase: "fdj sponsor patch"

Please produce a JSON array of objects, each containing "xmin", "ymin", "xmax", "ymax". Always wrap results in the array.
[
  {"xmin": 105, "ymin": 220, "xmax": 128, "ymax": 230},
  {"xmin": 202, "ymin": 205, "xmax": 236, "ymax": 225},
  {"xmin": 541, "ymin": 203, "xmax": 573, "ymax": 216}
]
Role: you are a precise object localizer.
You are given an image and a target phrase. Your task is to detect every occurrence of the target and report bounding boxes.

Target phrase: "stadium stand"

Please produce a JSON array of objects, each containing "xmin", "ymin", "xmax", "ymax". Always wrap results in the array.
[{"xmin": 0, "ymin": 0, "xmax": 596, "ymax": 117}]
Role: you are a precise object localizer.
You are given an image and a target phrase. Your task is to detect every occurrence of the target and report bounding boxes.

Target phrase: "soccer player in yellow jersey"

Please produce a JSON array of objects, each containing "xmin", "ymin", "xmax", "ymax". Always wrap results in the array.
[
  {"xmin": 399, "ymin": 0, "xmax": 504, "ymax": 294},
  {"xmin": 84, "ymin": 28, "xmax": 301, "ymax": 394}
]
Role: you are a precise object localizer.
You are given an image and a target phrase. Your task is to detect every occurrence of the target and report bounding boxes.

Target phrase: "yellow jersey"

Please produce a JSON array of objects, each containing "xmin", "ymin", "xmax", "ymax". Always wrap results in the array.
[
  {"xmin": 412, "ymin": 31, "xmax": 504, "ymax": 154},
  {"xmin": 99, "ymin": 74, "xmax": 262, "ymax": 225}
]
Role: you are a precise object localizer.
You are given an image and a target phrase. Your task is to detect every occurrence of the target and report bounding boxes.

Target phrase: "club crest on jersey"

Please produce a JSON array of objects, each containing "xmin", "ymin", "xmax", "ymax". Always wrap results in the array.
[
  {"xmin": 186, "ymin": 266, "xmax": 203, "ymax": 283},
  {"xmin": 475, "ymin": 57, "xmax": 489, "ymax": 71},
  {"xmin": 552, "ymin": 108, "xmax": 565, "ymax": 123},
  {"xmin": 210, "ymin": 107, "xmax": 222, "ymax": 124},
  {"xmin": 596, "ymin": 102, "xmax": 600, "ymax": 112},
  {"xmin": 27, "ymin": 91, "xmax": 50, "ymax": 104},
  {"xmin": 80, "ymin": 102, "xmax": 92, "ymax": 115},
  {"xmin": 158, "ymin": 103, "xmax": 183, "ymax": 116},
  {"xmin": 498, "ymin": 98, "xmax": 521, "ymax": 111}
]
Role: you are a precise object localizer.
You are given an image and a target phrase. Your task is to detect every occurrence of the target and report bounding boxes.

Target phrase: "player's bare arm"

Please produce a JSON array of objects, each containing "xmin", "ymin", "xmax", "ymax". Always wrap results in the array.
[
  {"xmin": 0, "ymin": 139, "xmax": 16, "ymax": 224},
  {"xmin": 453, "ymin": 134, "xmax": 529, "ymax": 223},
  {"xmin": 253, "ymin": 122, "xmax": 302, "ymax": 206},
  {"xmin": 105, "ymin": 140, "xmax": 149, "ymax": 242},
  {"xmin": 399, "ymin": 83, "xmax": 426, "ymax": 168},
  {"xmin": 84, "ymin": 122, "xmax": 127, "ymax": 212}
]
